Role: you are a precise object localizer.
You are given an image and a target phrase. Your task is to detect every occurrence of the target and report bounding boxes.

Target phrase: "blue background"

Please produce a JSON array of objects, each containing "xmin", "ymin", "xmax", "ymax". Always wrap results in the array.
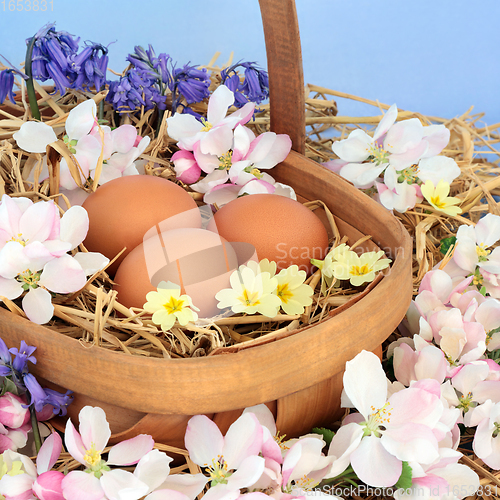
[{"xmin": 1, "ymin": 0, "xmax": 499, "ymax": 124}]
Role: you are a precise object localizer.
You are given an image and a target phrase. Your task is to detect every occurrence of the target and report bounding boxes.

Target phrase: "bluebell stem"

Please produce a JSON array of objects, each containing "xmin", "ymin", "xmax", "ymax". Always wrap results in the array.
[
  {"xmin": 170, "ymin": 63, "xmax": 210, "ymax": 113},
  {"xmin": 220, "ymin": 61, "xmax": 269, "ymax": 108}
]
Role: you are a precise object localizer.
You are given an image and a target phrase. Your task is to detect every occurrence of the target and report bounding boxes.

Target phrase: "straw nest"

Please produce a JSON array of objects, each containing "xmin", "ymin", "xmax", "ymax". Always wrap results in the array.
[{"xmin": 2, "ymin": 58, "xmax": 500, "ymax": 497}]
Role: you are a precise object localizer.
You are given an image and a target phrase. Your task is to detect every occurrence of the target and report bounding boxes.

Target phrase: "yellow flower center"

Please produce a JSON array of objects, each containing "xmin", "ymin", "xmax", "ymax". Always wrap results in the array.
[
  {"xmin": 275, "ymin": 431, "xmax": 289, "ymax": 452},
  {"xmin": 368, "ymin": 143, "xmax": 390, "ymax": 165},
  {"xmin": 250, "ymin": 167, "xmax": 263, "ymax": 179},
  {"xmin": 294, "ymin": 474, "xmax": 320, "ymax": 491},
  {"xmin": 350, "ymin": 264, "xmax": 371, "ymax": 276},
  {"xmin": 472, "ymin": 269, "xmax": 483, "ymax": 286},
  {"xmin": 200, "ymin": 118, "xmax": 213, "ymax": 132},
  {"xmin": 476, "ymin": 244, "xmax": 491, "ymax": 260},
  {"xmin": 239, "ymin": 288, "xmax": 260, "ymax": 306},
  {"xmin": 458, "ymin": 392, "xmax": 473, "ymax": 413},
  {"xmin": 277, "ymin": 283, "xmax": 293, "ymax": 304},
  {"xmin": 371, "ymin": 402, "xmax": 392, "ymax": 425},
  {"xmin": 206, "ymin": 456, "xmax": 230, "ymax": 484},
  {"xmin": 0, "ymin": 460, "xmax": 24, "ymax": 478},
  {"xmin": 84, "ymin": 444, "xmax": 102, "ymax": 467},
  {"xmin": 218, "ymin": 150, "xmax": 233, "ymax": 170},
  {"xmin": 9, "ymin": 234, "xmax": 26, "ymax": 246},
  {"xmin": 162, "ymin": 296, "xmax": 185, "ymax": 314},
  {"xmin": 430, "ymin": 194, "xmax": 447, "ymax": 209}
]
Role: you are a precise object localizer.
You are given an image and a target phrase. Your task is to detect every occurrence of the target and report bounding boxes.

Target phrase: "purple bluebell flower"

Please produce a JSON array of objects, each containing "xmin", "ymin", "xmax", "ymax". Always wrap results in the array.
[
  {"xmin": 0, "ymin": 337, "xmax": 12, "ymax": 377},
  {"xmin": 44, "ymin": 388, "xmax": 73, "ymax": 416},
  {"xmin": 127, "ymin": 44, "xmax": 172, "ymax": 85},
  {"xmin": 0, "ymin": 70, "xmax": 16, "ymax": 104},
  {"xmin": 170, "ymin": 63, "xmax": 210, "ymax": 112},
  {"xmin": 70, "ymin": 42, "xmax": 109, "ymax": 91},
  {"xmin": 23, "ymin": 373, "xmax": 47, "ymax": 412},
  {"xmin": 106, "ymin": 67, "xmax": 166, "ymax": 113},
  {"xmin": 9, "ymin": 341, "xmax": 36, "ymax": 374},
  {"xmin": 27, "ymin": 22, "xmax": 80, "ymax": 95},
  {"xmin": 221, "ymin": 61, "xmax": 269, "ymax": 108}
]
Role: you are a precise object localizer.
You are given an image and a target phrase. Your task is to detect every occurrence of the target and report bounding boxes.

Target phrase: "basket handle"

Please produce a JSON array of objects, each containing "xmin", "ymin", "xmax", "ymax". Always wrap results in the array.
[{"xmin": 259, "ymin": 0, "xmax": 306, "ymax": 155}]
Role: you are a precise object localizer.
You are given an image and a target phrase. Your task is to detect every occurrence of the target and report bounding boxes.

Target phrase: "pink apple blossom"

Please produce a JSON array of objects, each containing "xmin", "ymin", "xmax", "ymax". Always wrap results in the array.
[
  {"xmin": 62, "ymin": 406, "xmax": 164, "ymax": 500},
  {"xmin": 184, "ymin": 413, "xmax": 265, "ymax": 495},
  {"xmin": 326, "ymin": 350, "xmax": 443, "ymax": 487},
  {"xmin": 167, "ymin": 85, "xmax": 255, "ymax": 154}
]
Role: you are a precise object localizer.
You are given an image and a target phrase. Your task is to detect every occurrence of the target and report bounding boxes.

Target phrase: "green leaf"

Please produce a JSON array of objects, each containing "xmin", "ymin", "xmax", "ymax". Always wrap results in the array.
[
  {"xmin": 480, "ymin": 286, "xmax": 487, "ymax": 296},
  {"xmin": 312, "ymin": 427, "xmax": 335, "ymax": 446},
  {"xmin": 394, "ymin": 461, "xmax": 413, "ymax": 490},
  {"xmin": 1, "ymin": 378, "xmax": 19, "ymax": 397},
  {"xmin": 440, "ymin": 236, "xmax": 456, "ymax": 255}
]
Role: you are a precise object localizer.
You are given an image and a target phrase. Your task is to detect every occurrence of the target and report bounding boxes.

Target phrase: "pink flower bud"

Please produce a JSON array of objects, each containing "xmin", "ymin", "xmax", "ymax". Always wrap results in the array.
[
  {"xmin": 0, "ymin": 393, "xmax": 30, "ymax": 429},
  {"xmin": 32, "ymin": 471, "xmax": 65, "ymax": 500}
]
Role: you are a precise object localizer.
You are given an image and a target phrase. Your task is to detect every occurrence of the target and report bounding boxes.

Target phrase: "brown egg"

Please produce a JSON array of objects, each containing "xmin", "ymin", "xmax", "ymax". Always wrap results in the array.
[
  {"xmin": 211, "ymin": 194, "xmax": 329, "ymax": 274},
  {"xmin": 114, "ymin": 228, "xmax": 242, "ymax": 319},
  {"xmin": 82, "ymin": 176, "xmax": 201, "ymax": 275}
]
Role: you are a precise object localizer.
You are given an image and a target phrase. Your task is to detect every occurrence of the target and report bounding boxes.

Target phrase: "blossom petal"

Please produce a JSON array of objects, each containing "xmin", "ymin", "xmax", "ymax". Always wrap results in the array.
[
  {"xmin": 77, "ymin": 406, "xmax": 111, "ymax": 451},
  {"xmin": 22, "ymin": 287, "xmax": 54, "ymax": 324},
  {"xmin": 382, "ymin": 422, "xmax": 439, "ymax": 463},
  {"xmin": 134, "ymin": 449, "xmax": 172, "ymax": 493},
  {"xmin": 166, "ymin": 114, "xmax": 202, "ymax": 150},
  {"xmin": 39, "ymin": 255, "xmax": 86, "ymax": 293},
  {"xmin": 227, "ymin": 454, "xmax": 265, "ymax": 490},
  {"xmin": 60, "ymin": 205, "xmax": 89, "ymax": 249},
  {"xmin": 145, "ymin": 490, "xmax": 191, "ymax": 500},
  {"xmin": 72, "ymin": 252, "xmax": 109, "ymax": 275},
  {"xmin": 20, "ymin": 200, "xmax": 59, "ymax": 243},
  {"xmin": 223, "ymin": 412, "xmax": 263, "ymax": 470},
  {"xmin": 476, "ymin": 214, "xmax": 500, "ymax": 248},
  {"xmin": 332, "ymin": 129, "xmax": 373, "ymax": 163},
  {"xmin": 36, "ymin": 432, "xmax": 63, "ymax": 474},
  {"xmin": 156, "ymin": 473, "xmax": 208, "ymax": 499},
  {"xmin": 100, "ymin": 469, "xmax": 149, "ymax": 500},
  {"xmin": 107, "ymin": 434, "xmax": 154, "ymax": 466},
  {"xmin": 184, "ymin": 415, "xmax": 224, "ymax": 467},
  {"xmin": 0, "ymin": 241, "xmax": 31, "ymax": 279},
  {"xmin": 207, "ymin": 85, "xmax": 234, "ymax": 125},
  {"xmin": 63, "ymin": 419, "xmax": 87, "ymax": 465},
  {"xmin": 110, "ymin": 124, "xmax": 137, "ymax": 153},
  {"xmin": 350, "ymin": 435, "xmax": 402, "ymax": 487},
  {"xmin": 61, "ymin": 470, "xmax": 105, "ymax": 500},
  {"xmin": 13, "ymin": 121, "xmax": 57, "ymax": 153},
  {"xmin": 66, "ymin": 99, "xmax": 97, "ymax": 141},
  {"xmin": 343, "ymin": 350, "xmax": 387, "ymax": 419}
]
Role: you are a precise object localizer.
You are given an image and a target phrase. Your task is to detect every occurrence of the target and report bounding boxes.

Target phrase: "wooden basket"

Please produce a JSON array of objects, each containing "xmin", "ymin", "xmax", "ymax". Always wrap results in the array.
[{"xmin": 0, "ymin": 0, "xmax": 412, "ymax": 447}]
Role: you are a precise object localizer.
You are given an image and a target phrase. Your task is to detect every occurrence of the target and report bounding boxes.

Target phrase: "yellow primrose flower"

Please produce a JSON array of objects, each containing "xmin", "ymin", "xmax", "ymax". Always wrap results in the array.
[
  {"xmin": 246, "ymin": 258, "xmax": 277, "ymax": 278},
  {"xmin": 215, "ymin": 264, "xmax": 281, "ymax": 317},
  {"xmin": 144, "ymin": 281, "xmax": 199, "ymax": 331},
  {"xmin": 421, "ymin": 180, "xmax": 462, "ymax": 216},
  {"xmin": 318, "ymin": 243, "xmax": 352, "ymax": 279},
  {"xmin": 275, "ymin": 265, "xmax": 314, "ymax": 315},
  {"xmin": 331, "ymin": 250, "xmax": 392, "ymax": 287}
]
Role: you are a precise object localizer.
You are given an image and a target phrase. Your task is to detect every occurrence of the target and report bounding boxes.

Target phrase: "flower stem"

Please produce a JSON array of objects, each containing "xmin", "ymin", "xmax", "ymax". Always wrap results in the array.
[
  {"xmin": 29, "ymin": 400, "xmax": 42, "ymax": 454},
  {"xmin": 25, "ymin": 34, "xmax": 41, "ymax": 121}
]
